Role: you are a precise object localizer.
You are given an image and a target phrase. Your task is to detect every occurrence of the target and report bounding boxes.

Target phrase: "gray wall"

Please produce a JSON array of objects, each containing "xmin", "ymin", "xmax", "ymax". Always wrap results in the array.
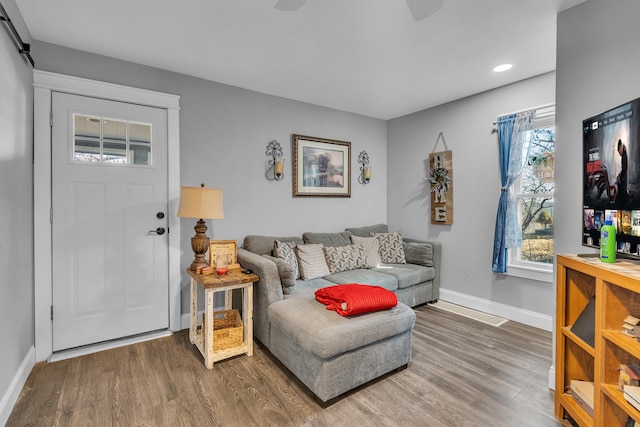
[
  {"xmin": 387, "ymin": 72, "xmax": 557, "ymax": 320},
  {"xmin": 555, "ymin": 0, "xmax": 640, "ymax": 258},
  {"xmin": 0, "ymin": 0, "xmax": 34, "ymax": 421},
  {"xmin": 30, "ymin": 41, "xmax": 388, "ymax": 314},
  {"xmin": 4, "ymin": 0, "xmax": 637, "ymax": 417}
]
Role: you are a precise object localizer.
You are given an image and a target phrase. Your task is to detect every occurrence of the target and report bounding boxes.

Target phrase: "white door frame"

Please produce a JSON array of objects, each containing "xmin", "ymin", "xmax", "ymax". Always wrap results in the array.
[{"xmin": 33, "ymin": 70, "xmax": 181, "ymax": 362}]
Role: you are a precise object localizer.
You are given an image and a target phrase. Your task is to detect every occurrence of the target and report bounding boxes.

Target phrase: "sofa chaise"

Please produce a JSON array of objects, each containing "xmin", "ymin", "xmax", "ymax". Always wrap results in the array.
[{"xmin": 236, "ymin": 224, "xmax": 441, "ymax": 402}]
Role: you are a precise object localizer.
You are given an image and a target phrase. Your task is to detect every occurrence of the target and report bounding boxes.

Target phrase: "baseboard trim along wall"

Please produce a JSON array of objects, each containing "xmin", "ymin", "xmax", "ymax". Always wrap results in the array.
[
  {"xmin": 181, "ymin": 308, "xmax": 221, "ymax": 330},
  {"xmin": 439, "ymin": 288, "xmax": 553, "ymax": 332},
  {"xmin": 0, "ymin": 346, "xmax": 35, "ymax": 426},
  {"xmin": 181, "ymin": 294, "xmax": 552, "ymax": 332},
  {"xmin": 48, "ymin": 330, "xmax": 173, "ymax": 363}
]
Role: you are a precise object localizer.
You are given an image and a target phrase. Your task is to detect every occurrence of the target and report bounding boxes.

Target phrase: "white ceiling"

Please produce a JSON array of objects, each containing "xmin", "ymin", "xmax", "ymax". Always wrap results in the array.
[{"xmin": 15, "ymin": 0, "xmax": 586, "ymax": 120}]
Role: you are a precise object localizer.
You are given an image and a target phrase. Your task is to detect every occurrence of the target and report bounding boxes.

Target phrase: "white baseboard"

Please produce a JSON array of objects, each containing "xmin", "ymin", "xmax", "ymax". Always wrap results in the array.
[
  {"xmin": 439, "ymin": 288, "xmax": 553, "ymax": 332},
  {"xmin": 48, "ymin": 330, "xmax": 173, "ymax": 363},
  {"xmin": 548, "ymin": 365, "xmax": 555, "ymax": 391},
  {"xmin": 0, "ymin": 346, "xmax": 35, "ymax": 427},
  {"xmin": 181, "ymin": 305, "xmax": 227, "ymax": 330},
  {"xmin": 180, "ymin": 312, "xmax": 193, "ymax": 330}
]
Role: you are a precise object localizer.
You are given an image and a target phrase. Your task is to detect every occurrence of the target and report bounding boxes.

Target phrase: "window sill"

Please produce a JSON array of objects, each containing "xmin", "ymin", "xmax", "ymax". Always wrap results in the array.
[{"xmin": 505, "ymin": 263, "xmax": 552, "ymax": 283}]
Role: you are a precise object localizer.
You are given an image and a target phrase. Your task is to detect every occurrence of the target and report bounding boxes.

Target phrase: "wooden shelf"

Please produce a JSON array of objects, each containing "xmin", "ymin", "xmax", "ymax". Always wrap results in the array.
[
  {"xmin": 601, "ymin": 384, "xmax": 640, "ymax": 423},
  {"xmin": 601, "ymin": 330, "xmax": 640, "ymax": 360},
  {"xmin": 558, "ymin": 392, "xmax": 594, "ymax": 427},
  {"xmin": 562, "ymin": 326, "xmax": 596, "ymax": 357},
  {"xmin": 555, "ymin": 254, "xmax": 640, "ymax": 426}
]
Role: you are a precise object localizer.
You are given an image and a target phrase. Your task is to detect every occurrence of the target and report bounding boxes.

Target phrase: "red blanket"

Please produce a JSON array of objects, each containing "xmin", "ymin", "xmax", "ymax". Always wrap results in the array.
[{"xmin": 314, "ymin": 284, "xmax": 398, "ymax": 316}]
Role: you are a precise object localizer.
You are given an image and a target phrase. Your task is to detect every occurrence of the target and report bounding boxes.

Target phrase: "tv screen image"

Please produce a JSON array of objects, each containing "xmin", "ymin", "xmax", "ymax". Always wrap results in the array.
[{"xmin": 583, "ymin": 97, "xmax": 640, "ymax": 257}]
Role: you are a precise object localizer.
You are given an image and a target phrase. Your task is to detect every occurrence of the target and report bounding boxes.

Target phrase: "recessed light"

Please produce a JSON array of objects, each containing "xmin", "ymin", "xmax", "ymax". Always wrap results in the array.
[{"xmin": 493, "ymin": 64, "xmax": 513, "ymax": 72}]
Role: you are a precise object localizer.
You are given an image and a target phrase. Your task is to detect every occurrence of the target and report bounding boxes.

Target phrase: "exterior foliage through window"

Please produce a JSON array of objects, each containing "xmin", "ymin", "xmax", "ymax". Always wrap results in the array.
[{"xmin": 512, "ymin": 127, "xmax": 555, "ymax": 266}]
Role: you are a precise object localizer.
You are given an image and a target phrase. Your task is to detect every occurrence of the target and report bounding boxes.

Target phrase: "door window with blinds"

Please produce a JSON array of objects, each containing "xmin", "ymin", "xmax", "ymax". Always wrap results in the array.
[
  {"xmin": 73, "ymin": 114, "xmax": 153, "ymax": 166},
  {"xmin": 508, "ymin": 105, "xmax": 555, "ymax": 280}
]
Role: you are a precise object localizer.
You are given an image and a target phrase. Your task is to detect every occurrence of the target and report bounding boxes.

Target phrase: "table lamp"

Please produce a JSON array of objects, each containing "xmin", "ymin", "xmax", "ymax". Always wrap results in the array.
[{"xmin": 177, "ymin": 183, "xmax": 224, "ymax": 271}]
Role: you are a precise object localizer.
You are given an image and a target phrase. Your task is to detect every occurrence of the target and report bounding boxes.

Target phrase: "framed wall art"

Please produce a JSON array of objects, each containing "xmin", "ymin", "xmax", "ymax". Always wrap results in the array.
[
  {"xmin": 292, "ymin": 134, "xmax": 351, "ymax": 197},
  {"xmin": 209, "ymin": 240, "xmax": 239, "ymax": 269}
]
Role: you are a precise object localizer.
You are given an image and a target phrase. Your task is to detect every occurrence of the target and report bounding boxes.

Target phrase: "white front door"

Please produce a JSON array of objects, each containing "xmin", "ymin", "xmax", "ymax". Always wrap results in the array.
[{"xmin": 51, "ymin": 92, "xmax": 169, "ymax": 352}]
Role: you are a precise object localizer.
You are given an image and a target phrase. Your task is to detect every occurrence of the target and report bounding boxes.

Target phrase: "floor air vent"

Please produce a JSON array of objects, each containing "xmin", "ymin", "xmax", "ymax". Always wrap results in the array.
[{"xmin": 430, "ymin": 301, "xmax": 508, "ymax": 327}]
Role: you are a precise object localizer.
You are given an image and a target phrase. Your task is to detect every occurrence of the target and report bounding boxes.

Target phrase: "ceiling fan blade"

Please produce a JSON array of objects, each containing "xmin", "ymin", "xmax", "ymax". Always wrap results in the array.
[
  {"xmin": 405, "ymin": 0, "xmax": 444, "ymax": 22},
  {"xmin": 275, "ymin": 0, "xmax": 309, "ymax": 12}
]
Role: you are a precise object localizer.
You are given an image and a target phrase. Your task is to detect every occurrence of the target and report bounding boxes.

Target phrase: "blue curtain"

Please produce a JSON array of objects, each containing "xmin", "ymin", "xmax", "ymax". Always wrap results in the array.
[
  {"xmin": 492, "ymin": 115, "xmax": 516, "ymax": 273},
  {"xmin": 492, "ymin": 112, "xmax": 535, "ymax": 273}
]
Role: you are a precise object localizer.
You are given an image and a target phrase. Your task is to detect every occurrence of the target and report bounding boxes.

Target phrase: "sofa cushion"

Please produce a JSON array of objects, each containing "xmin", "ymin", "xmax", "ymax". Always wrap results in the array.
[
  {"xmin": 262, "ymin": 255, "xmax": 296, "ymax": 294},
  {"xmin": 323, "ymin": 243, "xmax": 368, "ymax": 274},
  {"xmin": 243, "ymin": 235, "xmax": 303, "ymax": 256},
  {"xmin": 345, "ymin": 223, "xmax": 389, "ymax": 237},
  {"xmin": 274, "ymin": 240, "xmax": 300, "ymax": 279},
  {"xmin": 296, "ymin": 244, "xmax": 331, "ymax": 280},
  {"xmin": 302, "ymin": 231, "xmax": 352, "ymax": 247},
  {"xmin": 268, "ymin": 297, "xmax": 415, "ymax": 359},
  {"xmin": 372, "ymin": 232, "xmax": 407, "ymax": 264},
  {"xmin": 350, "ymin": 235, "xmax": 382, "ymax": 267},
  {"xmin": 403, "ymin": 240, "xmax": 434, "ymax": 267},
  {"xmin": 324, "ymin": 269, "xmax": 398, "ymax": 291},
  {"xmin": 372, "ymin": 264, "xmax": 435, "ymax": 289}
]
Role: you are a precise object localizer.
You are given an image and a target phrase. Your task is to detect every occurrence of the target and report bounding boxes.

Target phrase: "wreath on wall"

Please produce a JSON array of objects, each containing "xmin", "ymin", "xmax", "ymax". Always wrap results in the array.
[{"xmin": 428, "ymin": 167, "xmax": 450, "ymax": 193}]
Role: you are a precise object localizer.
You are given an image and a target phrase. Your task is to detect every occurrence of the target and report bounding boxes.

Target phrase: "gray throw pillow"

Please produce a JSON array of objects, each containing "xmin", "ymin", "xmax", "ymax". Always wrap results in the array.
[
  {"xmin": 323, "ymin": 243, "xmax": 368, "ymax": 274},
  {"xmin": 350, "ymin": 235, "xmax": 382, "ymax": 267},
  {"xmin": 274, "ymin": 240, "xmax": 299, "ymax": 279},
  {"xmin": 296, "ymin": 244, "xmax": 331, "ymax": 280},
  {"xmin": 372, "ymin": 232, "xmax": 407, "ymax": 264},
  {"xmin": 403, "ymin": 241, "xmax": 433, "ymax": 267},
  {"xmin": 263, "ymin": 255, "xmax": 296, "ymax": 294}
]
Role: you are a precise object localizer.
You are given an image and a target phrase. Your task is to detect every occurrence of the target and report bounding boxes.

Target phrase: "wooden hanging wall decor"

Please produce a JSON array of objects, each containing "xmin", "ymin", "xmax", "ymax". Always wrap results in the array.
[{"xmin": 427, "ymin": 132, "xmax": 453, "ymax": 225}]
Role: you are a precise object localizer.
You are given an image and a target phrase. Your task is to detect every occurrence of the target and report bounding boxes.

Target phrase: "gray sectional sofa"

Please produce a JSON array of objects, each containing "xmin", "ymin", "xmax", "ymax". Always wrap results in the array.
[{"xmin": 236, "ymin": 224, "xmax": 441, "ymax": 402}]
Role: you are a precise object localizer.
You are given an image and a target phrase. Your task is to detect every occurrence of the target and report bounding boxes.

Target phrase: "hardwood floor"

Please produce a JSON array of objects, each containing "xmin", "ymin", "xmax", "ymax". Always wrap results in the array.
[{"xmin": 8, "ymin": 305, "xmax": 567, "ymax": 427}]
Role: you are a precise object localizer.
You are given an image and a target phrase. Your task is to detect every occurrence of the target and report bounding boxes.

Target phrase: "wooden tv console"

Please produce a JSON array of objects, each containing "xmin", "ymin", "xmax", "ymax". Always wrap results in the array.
[{"xmin": 555, "ymin": 254, "xmax": 640, "ymax": 426}]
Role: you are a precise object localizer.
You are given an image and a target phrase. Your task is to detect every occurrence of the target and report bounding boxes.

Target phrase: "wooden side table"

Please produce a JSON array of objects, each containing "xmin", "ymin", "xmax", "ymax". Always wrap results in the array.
[{"xmin": 187, "ymin": 268, "xmax": 259, "ymax": 369}]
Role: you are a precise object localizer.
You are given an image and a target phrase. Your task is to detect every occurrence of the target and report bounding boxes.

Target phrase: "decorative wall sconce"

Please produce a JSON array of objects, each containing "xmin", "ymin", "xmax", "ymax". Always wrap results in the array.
[
  {"xmin": 265, "ymin": 140, "xmax": 284, "ymax": 181},
  {"xmin": 358, "ymin": 151, "xmax": 371, "ymax": 184}
]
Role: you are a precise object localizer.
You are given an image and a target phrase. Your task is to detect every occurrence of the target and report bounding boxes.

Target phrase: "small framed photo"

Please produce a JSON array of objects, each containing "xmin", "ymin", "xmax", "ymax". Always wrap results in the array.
[
  {"xmin": 292, "ymin": 134, "xmax": 351, "ymax": 197},
  {"xmin": 209, "ymin": 240, "xmax": 239, "ymax": 269}
]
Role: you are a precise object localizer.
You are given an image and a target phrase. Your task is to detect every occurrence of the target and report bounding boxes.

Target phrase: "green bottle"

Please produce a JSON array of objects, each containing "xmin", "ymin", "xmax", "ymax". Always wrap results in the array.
[{"xmin": 600, "ymin": 219, "xmax": 616, "ymax": 263}]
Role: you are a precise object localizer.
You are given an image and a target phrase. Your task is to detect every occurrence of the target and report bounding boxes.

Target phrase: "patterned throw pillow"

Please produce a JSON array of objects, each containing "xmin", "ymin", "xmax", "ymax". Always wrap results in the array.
[
  {"xmin": 323, "ymin": 243, "xmax": 368, "ymax": 274},
  {"xmin": 372, "ymin": 232, "xmax": 407, "ymax": 264},
  {"xmin": 274, "ymin": 240, "xmax": 299, "ymax": 279},
  {"xmin": 296, "ymin": 244, "xmax": 331, "ymax": 280},
  {"xmin": 350, "ymin": 235, "xmax": 382, "ymax": 268}
]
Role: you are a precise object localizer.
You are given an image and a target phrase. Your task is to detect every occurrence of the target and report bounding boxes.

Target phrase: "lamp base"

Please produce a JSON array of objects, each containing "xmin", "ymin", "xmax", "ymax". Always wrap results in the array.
[{"xmin": 189, "ymin": 219, "xmax": 210, "ymax": 271}]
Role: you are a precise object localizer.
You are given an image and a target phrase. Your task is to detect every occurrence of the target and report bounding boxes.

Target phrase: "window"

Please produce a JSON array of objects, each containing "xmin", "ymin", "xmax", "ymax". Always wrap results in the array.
[
  {"xmin": 508, "ymin": 107, "xmax": 555, "ymax": 281},
  {"xmin": 73, "ymin": 114, "xmax": 152, "ymax": 166}
]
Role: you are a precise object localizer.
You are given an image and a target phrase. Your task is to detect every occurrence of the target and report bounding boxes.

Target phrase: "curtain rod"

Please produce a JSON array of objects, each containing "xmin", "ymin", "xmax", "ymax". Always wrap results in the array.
[
  {"xmin": 497, "ymin": 102, "xmax": 555, "ymax": 119},
  {"xmin": 492, "ymin": 103, "xmax": 555, "ymax": 126},
  {"xmin": 0, "ymin": 1, "xmax": 34, "ymax": 67}
]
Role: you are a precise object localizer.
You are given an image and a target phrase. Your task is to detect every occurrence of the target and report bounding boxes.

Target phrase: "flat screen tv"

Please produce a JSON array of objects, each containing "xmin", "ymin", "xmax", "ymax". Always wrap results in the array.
[{"xmin": 583, "ymin": 96, "xmax": 640, "ymax": 258}]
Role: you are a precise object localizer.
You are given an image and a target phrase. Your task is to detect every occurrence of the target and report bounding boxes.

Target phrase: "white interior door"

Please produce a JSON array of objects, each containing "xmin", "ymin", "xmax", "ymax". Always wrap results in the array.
[{"xmin": 51, "ymin": 92, "xmax": 169, "ymax": 352}]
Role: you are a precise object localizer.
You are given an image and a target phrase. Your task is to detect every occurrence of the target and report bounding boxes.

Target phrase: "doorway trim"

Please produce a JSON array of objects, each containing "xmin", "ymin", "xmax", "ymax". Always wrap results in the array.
[{"xmin": 33, "ymin": 70, "xmax": 181, "ymax": 362}]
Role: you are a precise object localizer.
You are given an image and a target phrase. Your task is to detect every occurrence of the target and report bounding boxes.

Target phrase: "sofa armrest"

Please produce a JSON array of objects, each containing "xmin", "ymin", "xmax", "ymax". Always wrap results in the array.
[
  {"xmin": 262, "ymin": 254, "xmax": 295, "ymax": 294},
  {"xmin": 237, "ymin": 248, "xmax": 283, "ymax": 347},
  {"xmin": 403, "ymin": 238, "xmax": 441, "ymax": 301}
]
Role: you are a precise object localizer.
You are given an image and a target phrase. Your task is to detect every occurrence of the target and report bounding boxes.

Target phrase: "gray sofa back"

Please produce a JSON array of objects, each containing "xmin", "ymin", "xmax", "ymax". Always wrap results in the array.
[
  {"xmin": 345, "ymin": 223, "xmax": 389, "ymax": 237},
  {"xmin": 243, "ymin": 235, "xmax": 303, "ymax": 256},
  {"xmin": 302, "ymin": 231, "xmax": 352, "ymax": 247}
]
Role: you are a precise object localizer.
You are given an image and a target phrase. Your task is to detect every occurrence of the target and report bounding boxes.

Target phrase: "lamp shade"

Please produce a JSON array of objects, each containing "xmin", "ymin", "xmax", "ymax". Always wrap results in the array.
[{"xmin": 177, "ymin": 186, "xmax": 224, "ymax": 219}]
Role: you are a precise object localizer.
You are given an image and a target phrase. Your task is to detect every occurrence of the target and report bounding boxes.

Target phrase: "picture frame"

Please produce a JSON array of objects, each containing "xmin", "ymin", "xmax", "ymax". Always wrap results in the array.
[
  {"xmin": 292, "ymin": 134, "xmax": 351, "ymax": 197},
  {"xmin": 209, "ymin": 240, "xmax": 239, "ymax": 269}
]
